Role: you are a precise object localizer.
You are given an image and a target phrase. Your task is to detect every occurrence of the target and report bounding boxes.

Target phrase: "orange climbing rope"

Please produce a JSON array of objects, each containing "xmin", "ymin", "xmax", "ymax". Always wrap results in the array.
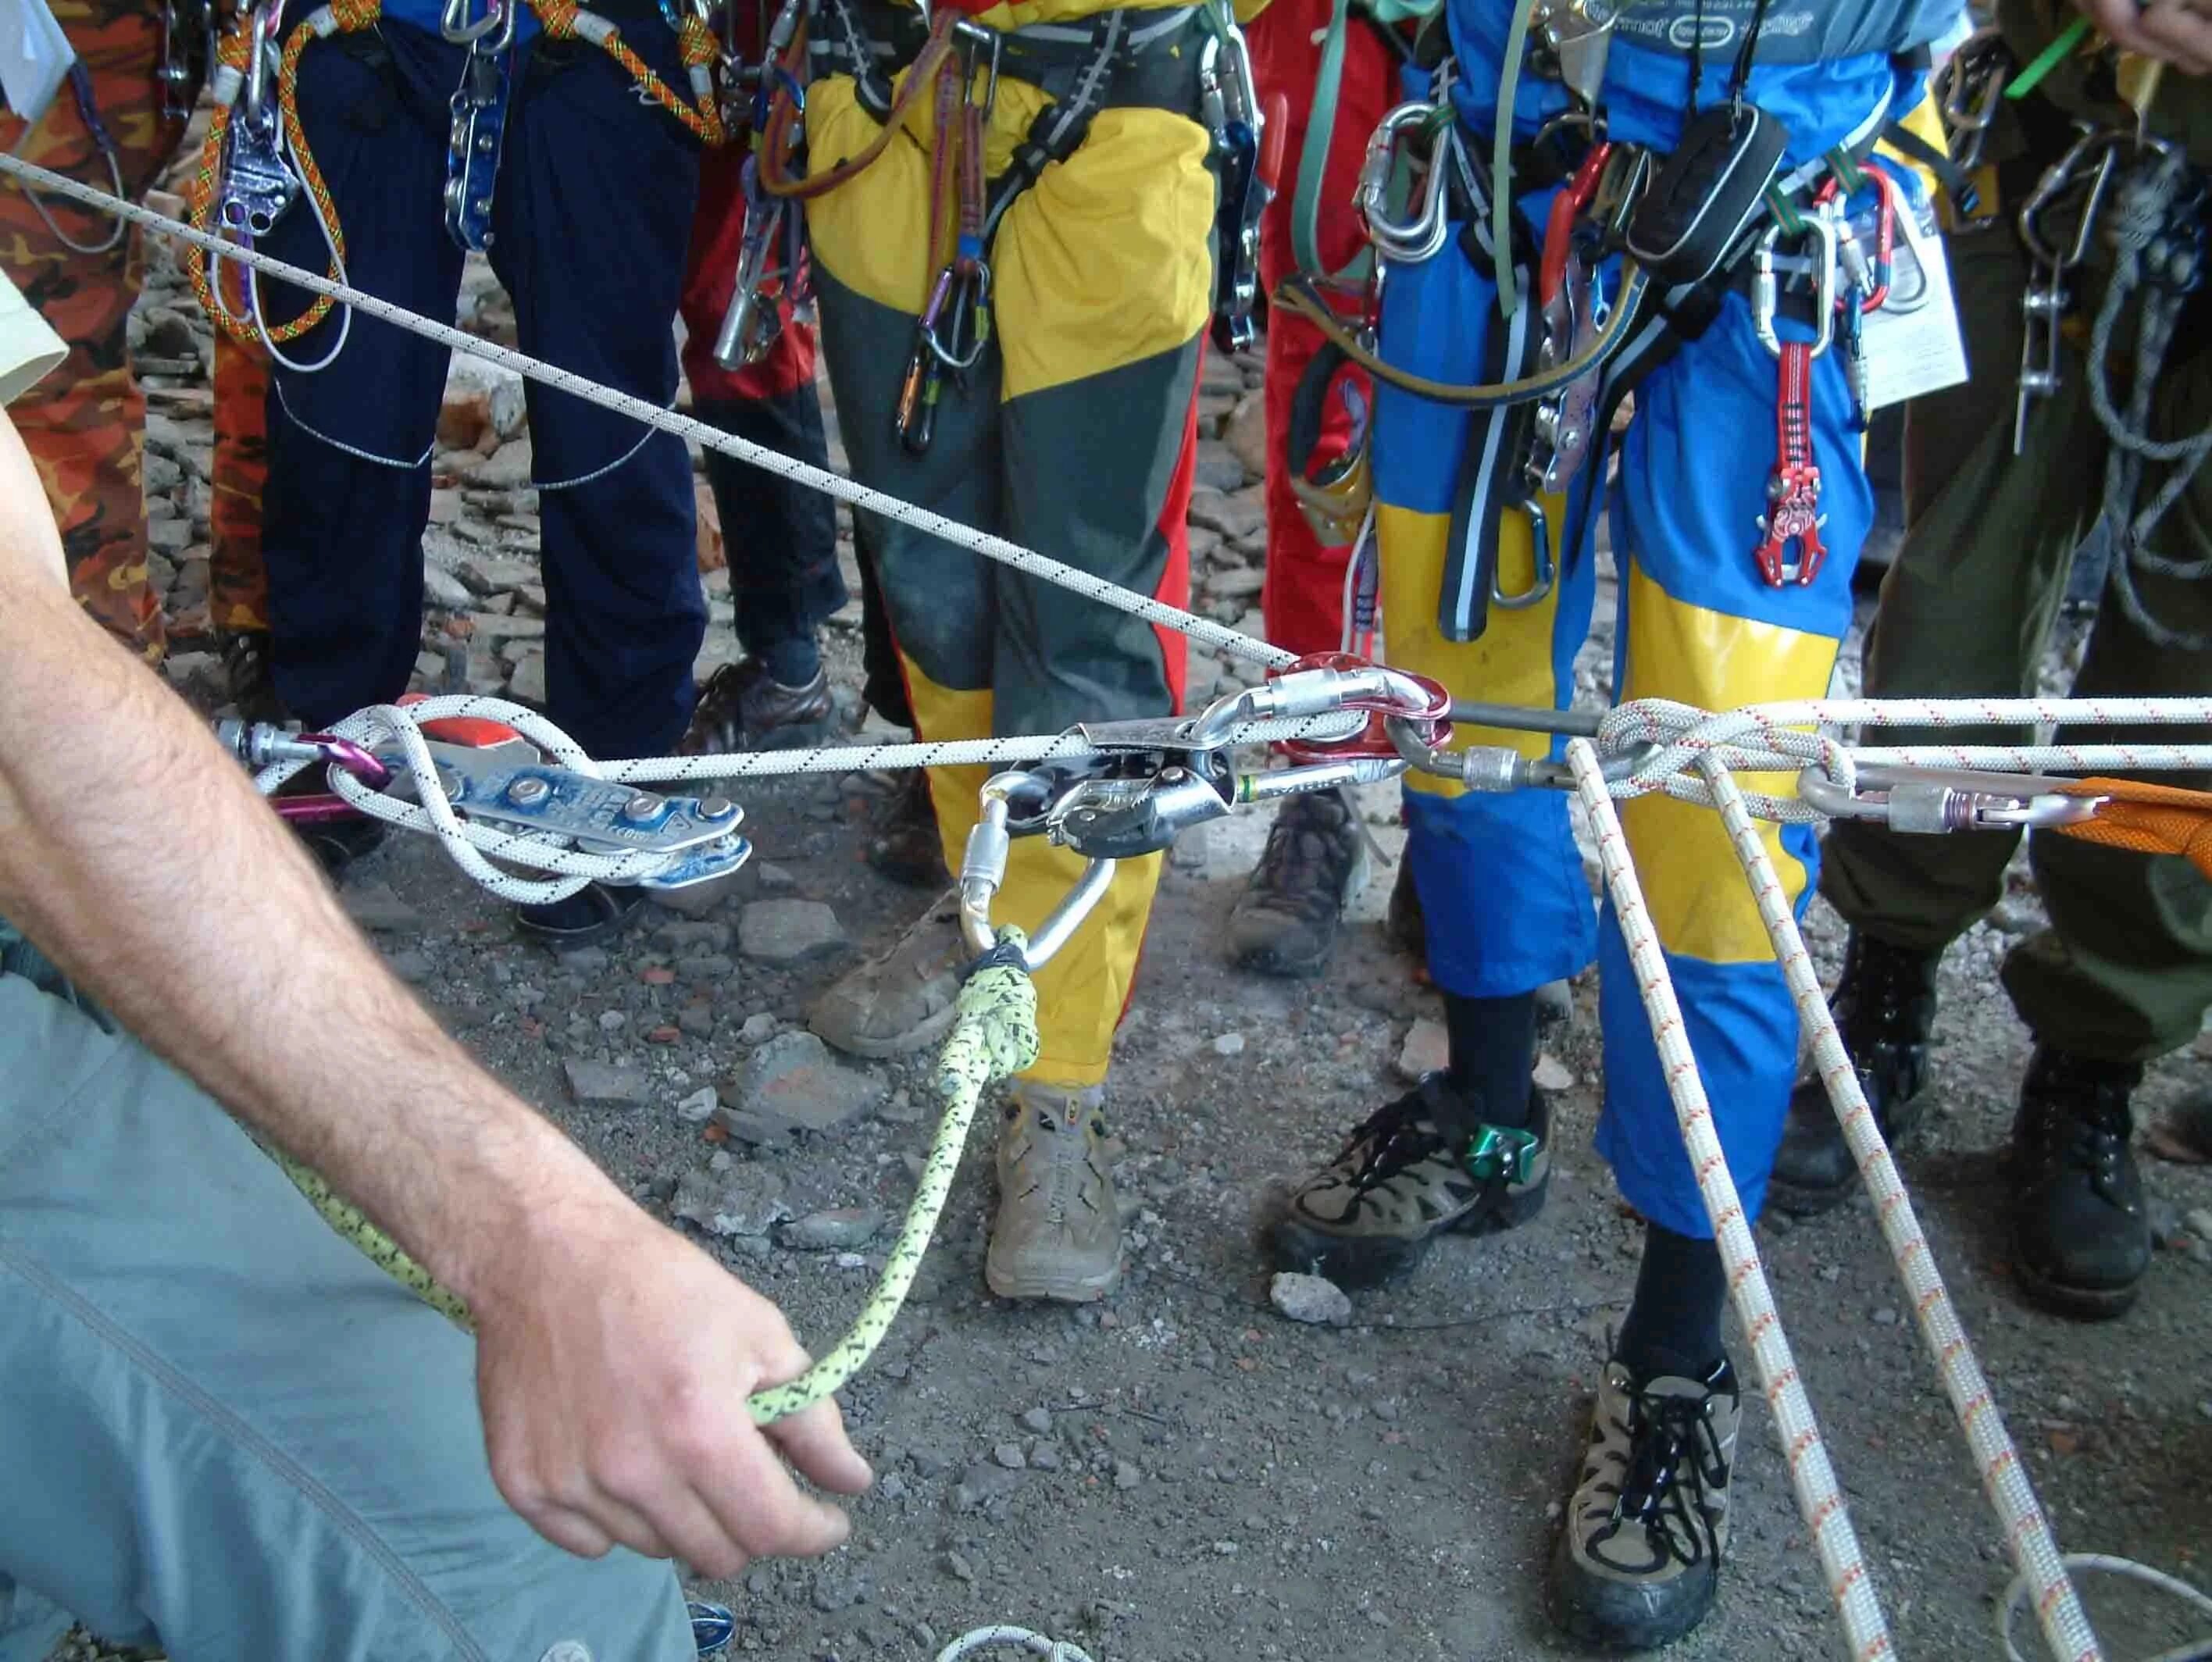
[
  {"xmin": 2059, "ymin": 778, "xmax": 2212, "ymax": 879},
  {"xmin": 187, "ymin": 0, "xmax": 725, "ymax": 352}
]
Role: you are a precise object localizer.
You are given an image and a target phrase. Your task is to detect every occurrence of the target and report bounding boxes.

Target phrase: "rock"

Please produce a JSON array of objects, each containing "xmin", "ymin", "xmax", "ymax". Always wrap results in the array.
[
  {"xmin": 438, "ymin": 387, "xmax": 493, "ymax": 451},
  {"xmin": 1212, "ymin": 1032, "xmax": 1247, "ymax": 1057},
  {"xmin": 445, "ymin": 354, "xmax": 528, "ymax": 440},
  {"xmin": 1395, "ymin": 1018, "xmax": 1449, "ymax": 1082},
  {"xmin": 737, "ymin": 899, "xmax": 847, "ymax": 965},
  {"xmin": 386, "ymin": 949, "xmax": 434, "ymax": 984},
  {"xmin": 1020, "ymin": 1407, "xmax": 1054, "ymax": 1435},
  {"xmin": 422, "ymin": 561, "xmax": 473, "ymax": 610},
  {"xmin": 505, "ymin": 651, "xmax": 546, "ymax": 705},
  {"xmin": 677, "ymin": 1001, "xmax": 716, "ymax": 1039},
  {"xmin": 1532, "ymin": 1053, "xmax": 1575, "ymax": 1093},
  {"xmin": 753, "ymin": 861, "xmax": 797, "ymax": 892},
  {"xmin": 341, "ymin": 883, "xmax": 423, "ymax": 933},
  {"xmin": 670, "ymin": 1164, "xmax": 787, "ymax": 1237},
  {"xmin": 944, "ymin": 1550, "xmax": 976, "ymax": 1585},
  {"xmin": 1111, "ymin": 1459, "xmax": 1143, "ymax": 1491},
  {"xmin": 780, "ymin": 1207, "xmax": 885, "ymax": 1250},
  {"xmin": 564, "ymin": 1058, "xmax": 648, "ymax": 1108},
  {"xmin": 954, "ymin": 1461, "xmax": 1029, "ymax": 1514},
  {"xmin": 1029, "ymin": 1443, "xmax": 1061, "ymax": 1471},
  {"xmin": 468, "ymin": 612, "xmax": 545, "ymax": 642},
  {"xmin": 560, "ymin": 946, "xmax": 611, "ymax": 975},
  {"xmin": 738, "ymin": 1011, "xmax": 778, "ymax": 1044},
  {"xmin": 472, "ymin": 439, "xmax": 535, "ymax": 490},
  {"xmin": 676, "ymin": 1085, "xmax": 719, "ymax": 1124},
  {"xmin": 2187, "ymin": 1207, "xmax": 2212, "ymax": 1243},
  {"xmin": 1271, "ymin": 1271, "xmax": 1353, "ymax": 1327},
  {"xmin": 1187, "ymin": 485, "xmax": 1268, "ymax": 544},
  {"xmin": 1193, "ymin": 439, "xmax": 1249, "ymax": 494},
  {"xmin": 1206, "ymin": 564, "xmax": 1265, "ymax": 601},
  {"xmin": 1224, "ymin": 391, "xmax": 1268, "ymax": 479},
  {"xmin": 992, "ymin": 1443, "xmax": 1028, "ymax": 1471},
  {"xmin": 459, "ymin": 551, "xmax": 538, "ymax": 594},
  {"xmin": 655, "ymin": 918, "xmax": 733, "ymax": 954},
  {"xmin": 1871, "ymin": 1306, "xmax": 1901, "ymax": 1327},
  {"xmin": 723, "ymin": 1031, "xmax": 885, "ymax": 1132}
]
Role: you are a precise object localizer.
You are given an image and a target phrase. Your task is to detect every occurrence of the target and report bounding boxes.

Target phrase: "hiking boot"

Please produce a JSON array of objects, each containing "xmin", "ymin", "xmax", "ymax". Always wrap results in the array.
[
  {"xmin": 1272, "ymin": 1074, "xmax": 1550, "ymax": 1289},
  {"xmin": 1768, "ymin": 932, "xmax": 1940, "ymax": 1216},
  {"xmin": 1548, "ymin": 1357, "xmax": 1740, "ymax": 1652},
  {"xmin": 680, "ymin": 658, "xmax": 838, "ymax": 755},
  {"xmin": 221, "ymin": 628, "xmax": 286, "ymax": 723},
  {"xmin": 1226, "ymin": 790, "xmax": 1368, "ymax": 977},
  {"xmin": 866, "ymin": 766, "xmax": 951, "ymax": 890},
  {"xmin": 986, "ymin": 1081, "xmax": 1122, "ymax": 1302},
  {"xmin": 2010, "ymin": 1046, "xmax": 2150, "ymax": 1319},
  {"xmin": 808, "ymin": 893, "xmax": 965, "ymax": 1058}
]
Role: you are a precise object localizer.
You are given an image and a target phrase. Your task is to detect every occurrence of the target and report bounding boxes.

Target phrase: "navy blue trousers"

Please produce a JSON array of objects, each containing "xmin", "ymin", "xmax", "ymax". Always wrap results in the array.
[{"xmin": 257, "ymin": 16, "xmax": 704, "ymax": 761}]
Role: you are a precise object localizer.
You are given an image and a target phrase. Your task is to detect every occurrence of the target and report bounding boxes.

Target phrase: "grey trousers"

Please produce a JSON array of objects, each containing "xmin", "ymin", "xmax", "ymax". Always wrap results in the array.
[{"xmin": 0, "ymin": 968, "xmax": 695, "ymax": 1662}]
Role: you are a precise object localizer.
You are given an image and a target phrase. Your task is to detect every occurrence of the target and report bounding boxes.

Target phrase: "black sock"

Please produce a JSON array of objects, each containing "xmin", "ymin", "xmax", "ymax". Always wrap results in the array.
[
  {"xmin": 1442, "ymin": 990, "xmax": 1536, "ymax": 1129},
  {"xmin": 1615, "ymin": 1222, "xmax": 1729, "ymax": 1382},
  {"xmin": 736, "ymin": 590, "xmax": 822, "ymax": 688}
]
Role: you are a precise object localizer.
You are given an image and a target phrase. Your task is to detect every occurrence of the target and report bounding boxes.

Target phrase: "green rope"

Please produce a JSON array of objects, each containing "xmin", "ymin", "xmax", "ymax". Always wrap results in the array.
[{"xmin": 269, "ymin": 926, "xmax": 1043, "ymax": 1426}]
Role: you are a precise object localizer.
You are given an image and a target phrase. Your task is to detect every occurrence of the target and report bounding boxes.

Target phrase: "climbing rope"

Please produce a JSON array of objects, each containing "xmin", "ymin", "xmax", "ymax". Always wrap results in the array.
[{"xmin": 9, "ymin": 149, "xmax": 2212, "ymax": 1662}]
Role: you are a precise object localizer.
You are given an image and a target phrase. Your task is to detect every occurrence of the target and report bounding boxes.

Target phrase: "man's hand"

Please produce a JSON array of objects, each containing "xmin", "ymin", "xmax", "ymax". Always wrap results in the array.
[
  {"xmin": 2073, "ymin": 0, "xmax": 2212, "ymax": 75},
  {"xmin": 471, "ymin": 1194, "xmax": 873, "ymax": 1578}
]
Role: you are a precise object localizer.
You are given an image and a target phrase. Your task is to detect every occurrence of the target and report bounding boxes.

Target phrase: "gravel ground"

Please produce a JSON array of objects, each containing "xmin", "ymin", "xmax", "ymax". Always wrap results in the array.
[{"xmin": 41, "ymin": 193, "xmax": 2212, "ymax": 1662}]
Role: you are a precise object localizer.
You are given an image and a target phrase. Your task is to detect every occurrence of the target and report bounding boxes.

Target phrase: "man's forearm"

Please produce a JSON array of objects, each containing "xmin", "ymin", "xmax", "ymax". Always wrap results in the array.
[{"xmin": 0, "ymin": 437, "xmax": 619, "ymax": 1303}]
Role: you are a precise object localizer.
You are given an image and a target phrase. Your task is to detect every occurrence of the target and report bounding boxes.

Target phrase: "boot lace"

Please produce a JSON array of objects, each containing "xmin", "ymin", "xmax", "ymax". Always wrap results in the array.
[
  {"xmin": 2032, "ymin": 1055, "xmax": 2139, "ymax": 1205},
  {"xmin": 1334, "ymin": 1079, "xmax": 1458, "ymax": 1196},
  {"xmin": 1586, "ymin": 1384, "xmax": 1729, "ymax": 1574},
  {"xmin": 1248, "ymin": 797, "xmax": 1358, "ymax": 927}
]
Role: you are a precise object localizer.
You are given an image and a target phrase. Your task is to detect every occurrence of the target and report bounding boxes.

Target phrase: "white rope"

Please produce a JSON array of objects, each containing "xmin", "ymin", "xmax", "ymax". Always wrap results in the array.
[
  {"xmin": 1696, "ymin": 756, "xmax": 2103, "ymax": 1662},
  {"xmin": 935, "ymin": 1627, "xmax": 1098, "ymax": 1662},
  {"xmin": 2003, "ymin": 1557, "xmax": 2212, "ymax": 1662},
  {"xmin": 1564, "ymin": 740, "xmax": 1895, "ymax": 1662},
  {"xmin": 0, "ymin": 150, "xmax": 1291, "ymax": 675}
]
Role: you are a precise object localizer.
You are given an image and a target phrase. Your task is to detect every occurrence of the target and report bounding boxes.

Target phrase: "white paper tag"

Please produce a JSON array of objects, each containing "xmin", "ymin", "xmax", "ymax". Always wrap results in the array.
[
  {"xmin": 0, "ymin": 0, "xmax": 76, "ymax": 130},
  {"xmin": 1857, "ymin": 204, "xmax": 1970, "ymax": 412}
]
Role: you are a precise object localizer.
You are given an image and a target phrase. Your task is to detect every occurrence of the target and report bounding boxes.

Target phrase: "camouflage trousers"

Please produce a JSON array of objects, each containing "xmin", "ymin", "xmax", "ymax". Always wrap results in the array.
[{"xmin": 0, "ymin": 0, "xmax": 268, "ymax": 660}]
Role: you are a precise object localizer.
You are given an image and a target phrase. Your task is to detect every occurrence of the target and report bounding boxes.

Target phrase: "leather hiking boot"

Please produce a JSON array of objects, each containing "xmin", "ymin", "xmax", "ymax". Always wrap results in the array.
[
  {"xmin": 1768, "ymin": 932, "xmax": 1940, "ymax": 1217},
  {"xmin": 867, "ymin": 765, "xmax": 952, "ymax": 890},
  {"xmin": 1272, "ymin": 1074, "xmax": 1550, "ymax": 1289},
  {"xmin": 987, "ymin": 1082, "xmax": 1122, "ymax": 1302},
  {"xmin": 680, "ymin": 658, "xmax": 838, "ymax": 754},
  {"xmin": 808, "ymin": 893, "xmax": 965, "ymax": 1058},
  {"xmin": 1547, "ymin": 1357, "xmax": 1739, "ymax": 1653},
  {"xmin": 1226, "ymin": 790, "xmax": 1369, "ymax": 977},
  {"xmin": 2011, "ymin": 1046, "xmax": 2150, "ymax": 1319}
]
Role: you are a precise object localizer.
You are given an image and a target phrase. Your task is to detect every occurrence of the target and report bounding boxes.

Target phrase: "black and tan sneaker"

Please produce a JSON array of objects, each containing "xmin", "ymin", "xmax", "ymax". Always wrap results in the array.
[
  {"xmin": 1226, "ymin": 790, "xmax": 1369, "ymax": 977},
  {"xmin": 1548, "ymin": 1357, "xmax": 1740, "ymax": 1652},
  {"xmin": 986, "ymin": 1082, "xmax": 1122, "ymax": 1303},
  {"xmin": 1768, "ymin": 931, "xmax": 1940, "ymax": 1216},
  {"xmin": 2011, "ymin": 1046, "xmax": 2150, "ymax": 1319},
  {"xmin": 681, "ymin": 658, "xmax": 838, "ymax": 755},
  {"xmin": 1271, "ymin": 1075, "xmax": 1549, "ymax": 1288}
]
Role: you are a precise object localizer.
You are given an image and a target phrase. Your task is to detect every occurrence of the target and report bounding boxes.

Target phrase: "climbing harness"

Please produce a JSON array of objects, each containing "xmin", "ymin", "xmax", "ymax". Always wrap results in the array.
[{"xmin": 15, "ymin": 153, "xmax": 2212, "ymax": 1662}]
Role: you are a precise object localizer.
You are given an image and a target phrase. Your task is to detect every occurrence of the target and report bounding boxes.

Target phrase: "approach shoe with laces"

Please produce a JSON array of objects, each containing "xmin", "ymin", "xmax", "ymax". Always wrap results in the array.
[
  {"xmin": 1272, "ymin": 1074, "xmax": 1549, "ymax": 1289},
  {"xmin": 1226, "ymin": 789, "xmax": 1369, "ymax": 976},
  {"xmin": 680, "ymin": 658, "xmax": 839, "ymax": 755},
  {"xmin": 2011, "ymin": 1045, "xmax": 2151, "ymax": 1319},
  {"xmin": 1768, "ymin": 930, "xmax": 1940, "ymax": 1216},
  {"xmin": 1547, "ymin": 1357, "xmax": 1740, "ymax": 1653},
  {"xmin": 986, "ymin": 1082, "xmax": 1122, "ymax": 1302},
  {"xmin": 808, "ymin": 892, "xmax": 965, "ymax": 1059}
]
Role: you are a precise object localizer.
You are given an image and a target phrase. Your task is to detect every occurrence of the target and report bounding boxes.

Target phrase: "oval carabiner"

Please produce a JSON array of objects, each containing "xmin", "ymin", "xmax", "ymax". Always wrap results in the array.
[
  {"xmin": 1750, "ymin": 213, "xmax": 1837, "ymax": 362},
  {"xmin": 1493, "ymin": 498, "xmax": 1554, "ymax": 611},
  {"xmin": 441, "ymin": 0, "xmax": 515, "ymax": 45}
]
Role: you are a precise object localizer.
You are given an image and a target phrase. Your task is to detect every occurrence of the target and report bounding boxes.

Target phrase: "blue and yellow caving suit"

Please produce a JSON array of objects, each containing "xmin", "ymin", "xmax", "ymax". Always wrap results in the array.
[
  {"xmin": 1382, "ymin": 0, "xmax": 1954, "ymax": 1239},
  {"xmin": 255, "ymin": 0, "xmax": 705, "ymax": 766}
]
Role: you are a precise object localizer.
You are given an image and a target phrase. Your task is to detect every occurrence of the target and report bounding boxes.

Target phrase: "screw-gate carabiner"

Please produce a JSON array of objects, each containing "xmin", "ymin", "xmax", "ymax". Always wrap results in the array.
[
  {"xmin": 1796, "ymin": 765, "xmax": 2107, "ymax": 834},
  {"xmin": 1750, "ymin": 210, "xmax": 1839, "ymax": 361},
  {"xmin": 441, "ymin": 0, "xmax": 516, "ymax": 46},
  {"xmin": 1357, "ymin": 100, "xmax": 1459, "ymax": 266}
]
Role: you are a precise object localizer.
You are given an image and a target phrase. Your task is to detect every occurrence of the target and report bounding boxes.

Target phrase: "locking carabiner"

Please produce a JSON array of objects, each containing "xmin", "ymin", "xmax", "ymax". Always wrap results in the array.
[
  {"xmin": 441, "ymin": 0, "xmax": 517, "ymax": 46},
  {"xmin": 1750, "ymin": 212, "xmax": 1839, "ymax": 362}
]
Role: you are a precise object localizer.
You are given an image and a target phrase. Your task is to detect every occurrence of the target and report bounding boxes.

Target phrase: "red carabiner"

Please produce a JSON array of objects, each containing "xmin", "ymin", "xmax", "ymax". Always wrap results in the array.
[
  {"xmin": 1272, "ymin": 651, "xmax": 1454, "ymax": 764},
  {"xmin": 1540, "ymin": 141, "xmax": 1614, "ymax": 309},
  {"xmin": 1814, "ymin": 164, "xmax": 1899, "ymax": 312}
]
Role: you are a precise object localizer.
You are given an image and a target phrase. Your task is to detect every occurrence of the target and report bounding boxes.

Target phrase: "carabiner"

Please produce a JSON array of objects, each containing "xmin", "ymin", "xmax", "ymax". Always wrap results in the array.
[
  {"xmin": 2018, "ymin": 124, "xmax": 2125, "ymax": 271},
  {"xmin": 1750, "ymin": 211, "xmax": 1838, "ymax": 361},
  {"xmin": 441, "ymin": 0, "xmax": 516, "ymax": 46},
  {"xmin": 1816, "ymin": 163, "xmax": 1900, "ymax": 312},
  {"xmin": 1357, "ymin": 101, "xmax": 1457, "ymax": 265},
  {"xmin": 1492, "ymin": 498, "xmax": 1554, "ymax": 611},
  {"xmin": 924, "ymin": 261, "xmax": 994, "ymax": 373}
]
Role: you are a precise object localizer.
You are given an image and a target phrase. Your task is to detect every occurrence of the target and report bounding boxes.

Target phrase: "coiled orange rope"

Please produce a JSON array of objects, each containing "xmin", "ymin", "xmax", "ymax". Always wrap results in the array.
[{"xmin": 2060, "ymin": 778, "xmax": 2212, "ymax": 879}]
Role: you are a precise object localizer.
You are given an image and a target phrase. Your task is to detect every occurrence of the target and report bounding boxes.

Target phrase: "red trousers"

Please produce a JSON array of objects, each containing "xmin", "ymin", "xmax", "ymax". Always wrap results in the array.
[{"xmin": 1247, "ymin": 0, "xmax": 1399, "ymax": 657}]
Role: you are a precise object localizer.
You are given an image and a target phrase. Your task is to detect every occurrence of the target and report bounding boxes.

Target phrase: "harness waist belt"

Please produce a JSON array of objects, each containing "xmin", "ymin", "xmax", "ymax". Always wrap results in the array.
[
  {"xmin": 1611, "ymin": 0, "xmax": 1957, "ymax": 64},
  {"xmin": 841, "ymin": 0, "xmax": 1204, "ymax": 111}
]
